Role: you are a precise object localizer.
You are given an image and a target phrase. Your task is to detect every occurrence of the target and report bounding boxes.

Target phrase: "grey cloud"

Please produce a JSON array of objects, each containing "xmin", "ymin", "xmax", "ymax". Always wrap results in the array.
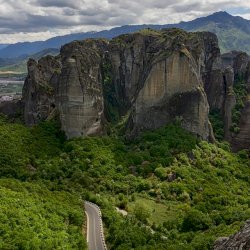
[
  {"xmin": 34, "ymin": 0, "xmax": 82, "ymax": 9},
  {"xmin": 0, "ymin": 0, "xmax": 248, "ymax": 42}
]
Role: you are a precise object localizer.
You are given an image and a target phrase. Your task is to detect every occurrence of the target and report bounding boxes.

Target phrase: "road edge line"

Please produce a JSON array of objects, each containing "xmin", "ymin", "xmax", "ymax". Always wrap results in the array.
[{"xmin": 85, "ymin": 211, "xmax": 90, "ymax": 243}]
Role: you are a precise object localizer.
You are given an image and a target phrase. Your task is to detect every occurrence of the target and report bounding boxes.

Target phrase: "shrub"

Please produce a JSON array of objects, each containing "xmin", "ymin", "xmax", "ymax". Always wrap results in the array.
[{"xmin": 182, "ymin": 209, "xmax": 212, "ymax": 232}]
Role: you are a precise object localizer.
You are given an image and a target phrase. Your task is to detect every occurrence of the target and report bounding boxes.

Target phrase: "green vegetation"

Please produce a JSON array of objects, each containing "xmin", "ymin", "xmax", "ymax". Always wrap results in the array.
[
  {"xmin": 0, "ymin": 116, "xmax": 249, "ymax": 249},
  {"xmin": 0, "ymin": 179, "xmax": 86, "ymax": 250},
  {"xmin": 192, "ymin": 22, "xmax": 250, "ymax": 54},
  {"xmin": 209, "ymin": 110, "xmax": 224, "ymax": 140},
  {"xmin": 230, "ymin": 76, "xmax": 248, "ymax": 134},
  {"xmin": 0, "ymin": 60, "xmax": 27, "ymax": 74},
  {"xmin": 137, "ymin": 28, "xmax": 161, "ymax": 36}
]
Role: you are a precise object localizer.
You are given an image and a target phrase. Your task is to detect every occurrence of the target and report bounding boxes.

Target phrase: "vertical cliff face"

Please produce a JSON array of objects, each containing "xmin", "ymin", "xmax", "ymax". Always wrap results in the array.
[
  {"xmin": 221, "ymin": 52, "xmax": 250, "ymax": 151},
  {"xmin": 56, "ymin": 40, "xmax": 108, "ymax": 138},
  {"xmin": 132, "ymin": 50, "xmax": 211, "ymax": 139},
  {"xmin": 22, "ymin": 29, "xmax": 217, "ymax": 140},
  {"xmin": 106, "ymin": 29, "xmax": 216, "ymax": 140},
  {"xmin": 223, "ymin": 67, "xmax": 236, "ymax": 140},
  {"xmin": 230, "ymin": 59, "xmax": 250, "ymax": 151},
  {"xmin": 108, "ymin": 33, "xmax": 154, "ymax": 114},
  {"xmin": 199, "ymin": 32, "xmax": 225, "ymax": 111},
  {"xmin": 23, "ymin": 56, "xmax": 61, "ymax": 125}
]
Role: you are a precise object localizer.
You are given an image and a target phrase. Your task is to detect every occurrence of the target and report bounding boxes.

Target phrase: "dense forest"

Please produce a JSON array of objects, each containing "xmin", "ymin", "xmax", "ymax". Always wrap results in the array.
[{"xmin": 0, "ymin": 115, "xmax": 249, "ymax": 249}]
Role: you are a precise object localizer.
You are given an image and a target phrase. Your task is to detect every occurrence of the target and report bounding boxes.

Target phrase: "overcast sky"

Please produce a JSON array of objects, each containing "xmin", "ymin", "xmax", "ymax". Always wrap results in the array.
[{"xmin": 0, "ymin": 0, "xmax": 250, "ymax": 44}]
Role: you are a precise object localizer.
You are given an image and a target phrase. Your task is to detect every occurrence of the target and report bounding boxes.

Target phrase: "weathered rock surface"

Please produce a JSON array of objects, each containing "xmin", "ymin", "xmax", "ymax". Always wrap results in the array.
[
  {"xmin": 107, "ymin": 29, "xmax": 215, "ymax": 140},
  {"xmin": 200, "ymin": 32, "xmax": 225, "ymax": 111},
  {"xmin": 56, "ymin": 40, "xmax": 108, "ymax": 138},
  {"xmin": 23, "ymin": 56, "xmax": 61, "ymax": 125},
  {"xmin": 132, "ymin": 50, "xmax": 211, "ymax": 139},
  {"xmin": 214, "ymin": 220, "xmax": 250, "ymax": 250},
  {"xmin": 221, "ymin": 52, "xmax": 250, "ymax": 151},
  {"xmin": 223, "ymin": 67, "xmax": 236, "ymax": 140},
  {"xmin": 21, "ymin": 28, "xmax": 250, "ymax": 148},
  {"xmin": 22, "ymin": 29, "xmax": 219, "ymax": 140}
]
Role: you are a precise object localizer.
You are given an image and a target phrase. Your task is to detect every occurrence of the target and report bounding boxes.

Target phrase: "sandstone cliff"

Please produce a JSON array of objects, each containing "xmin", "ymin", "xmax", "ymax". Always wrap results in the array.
[
  {"xmin": 56, "ymin": 39, "xmax": 108, "ymax": 138},
  {"xmin": 107, "ymin": 29, "xmax": 217, "ymax": 140},
  {"xmin": 21, "ymin": 28, "xmax": 250, "ymax": 150},
  {"xmin": 22, "ymin": 28, "xmax": 219, "ymax": 140}
]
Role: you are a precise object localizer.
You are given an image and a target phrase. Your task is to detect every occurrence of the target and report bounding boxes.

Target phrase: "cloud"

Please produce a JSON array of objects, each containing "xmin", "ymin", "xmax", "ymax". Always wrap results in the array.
[
  {"xmin": 0, "ymin": 0, "xmax": 249, "ymax": 43},
  {"xmin": 35, "ymin": 0, "xmax": 81, "ymax": 9}
]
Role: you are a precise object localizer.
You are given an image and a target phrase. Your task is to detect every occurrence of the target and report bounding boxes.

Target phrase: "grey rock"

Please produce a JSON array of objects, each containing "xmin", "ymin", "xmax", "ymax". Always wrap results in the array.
[{"xmin": 214, "ymin": 220, "xmax": 250, "ymax": 250}]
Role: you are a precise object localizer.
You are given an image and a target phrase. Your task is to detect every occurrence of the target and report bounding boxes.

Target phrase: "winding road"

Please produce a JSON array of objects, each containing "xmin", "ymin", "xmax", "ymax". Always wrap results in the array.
[{"xmin": 85, "ymin": 201, "xmax": 107, "ymax": 250}]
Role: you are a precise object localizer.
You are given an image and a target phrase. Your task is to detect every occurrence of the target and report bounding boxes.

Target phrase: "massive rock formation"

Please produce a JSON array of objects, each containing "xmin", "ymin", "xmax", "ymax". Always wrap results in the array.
[
  {"xmin": 214, "ymin": 220, "xmax": 250, "ymax": 250},
  {"xmin": 21, "ymin": 28, "xmax": 250, "ymax": 149},
  {"xmin": 107, "ymin": 30, "xmax": 217, "ymax": 139},
  {"xmin": 23, "ymin": 28, "xmax": 217, "ymax": 140},
  {"xmin": 200, "ymin": 32, "xmax": 225, "ymax": 111}
]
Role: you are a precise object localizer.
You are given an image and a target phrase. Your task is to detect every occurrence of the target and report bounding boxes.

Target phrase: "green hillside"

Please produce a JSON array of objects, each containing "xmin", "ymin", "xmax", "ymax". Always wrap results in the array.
[
  {"xmin": 176, "ymin": 12, "xmax": 250, "ymax": 54},
  {"xmin": 0, "ymin": 115, "xmax": 249, "ymax": 249}
]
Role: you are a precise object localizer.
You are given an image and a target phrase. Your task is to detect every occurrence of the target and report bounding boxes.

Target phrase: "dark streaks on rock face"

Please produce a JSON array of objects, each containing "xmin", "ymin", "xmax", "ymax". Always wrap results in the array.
[
  {"xmin": 22, "ymin": 56, "xmax": 61, "ymax": 125},
  {"xmin": 56, "ymin": 39, "xmax": 108, "ymax": 138},
  {"xmin": 221, "ymin": 51, "xmax": 250, "ymax": 151},
  {"xmin": 107, "ymin": 29, "xmax": 218, "ymax": 140},
  {"xmin": 223, "ymin": 67, "xmax": 236, "ymax": 140},
  {"xmin": 108, "ymin": 32, "xmax": 160, "ymax": 114},
  {"xmin": 22, "ymin": 29, "xmax": 215, "ymax": 140},
  {"xmin": 20, "ymin": 28, "xmax": 249, "ymax": 149}
]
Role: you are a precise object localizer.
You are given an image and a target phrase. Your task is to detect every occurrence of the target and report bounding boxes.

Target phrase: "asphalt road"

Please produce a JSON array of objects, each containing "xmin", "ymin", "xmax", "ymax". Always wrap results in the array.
[{"xmin": 85, "ymin": 201, "xmax": 106, "ymax": 250}]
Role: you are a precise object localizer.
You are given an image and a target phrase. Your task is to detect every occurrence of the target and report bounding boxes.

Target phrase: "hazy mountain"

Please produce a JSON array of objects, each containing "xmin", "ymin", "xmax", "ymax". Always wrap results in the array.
[
  {"xmin": 174, "ymin": 11, "xmax": 250, "ymax": 53},
  {"xmin": 0, "ymin": 11, "xmax": 249, "ymax": 59},
  {"xmin": 0, "ymin": 48, "xmax": 59, "ymax": 76}
]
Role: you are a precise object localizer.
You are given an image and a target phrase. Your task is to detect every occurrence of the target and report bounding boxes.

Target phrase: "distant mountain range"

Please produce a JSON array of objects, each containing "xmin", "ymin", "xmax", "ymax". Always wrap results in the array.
[
  {"xmin": 0, "ymin": 11, "xmax": 250, "ymax": 61},
  {"xmin": 0, "ymin": 48, "xmax": 59, "ymax": 77}
]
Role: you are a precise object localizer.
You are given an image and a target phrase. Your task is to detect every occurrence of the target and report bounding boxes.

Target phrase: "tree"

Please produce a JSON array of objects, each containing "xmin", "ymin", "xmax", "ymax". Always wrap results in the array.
[{"xmin": 134, "ymin": 203, "xmax": 151, "ymax": 223}]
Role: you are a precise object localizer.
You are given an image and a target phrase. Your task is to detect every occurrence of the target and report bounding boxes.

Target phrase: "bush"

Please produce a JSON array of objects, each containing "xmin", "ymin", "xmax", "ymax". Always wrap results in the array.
[
  {"xmin": 182, "ymin": 209, "xmax": 212, "ymax": 232},
  {"xmin": 134, "ymin": 203, "xmax": 151, "ymax": 223}
]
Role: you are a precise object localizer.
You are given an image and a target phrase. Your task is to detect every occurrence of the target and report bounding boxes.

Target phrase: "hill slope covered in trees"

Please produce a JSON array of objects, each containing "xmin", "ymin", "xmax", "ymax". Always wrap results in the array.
[{"xmin": 0, "ymin": 116, "xmax": 249, "ymax": 249}]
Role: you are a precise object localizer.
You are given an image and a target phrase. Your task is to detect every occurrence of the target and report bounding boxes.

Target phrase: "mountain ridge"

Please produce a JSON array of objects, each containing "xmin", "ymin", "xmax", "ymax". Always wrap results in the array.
[{"xmin": 1, "ymin": 11, "xmax": 250, "ymax": 58}]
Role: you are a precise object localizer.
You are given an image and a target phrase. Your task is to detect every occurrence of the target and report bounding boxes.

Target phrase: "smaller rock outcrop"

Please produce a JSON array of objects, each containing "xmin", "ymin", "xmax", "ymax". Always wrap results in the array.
[
  {"xmin": 214, "ymin": 220, "xmax": 250, "ymax": 250},
  {"xmin": 23, "ymin": 56, "xmax": 61, "ymax": 125},
  {"xmin": 221, "ymin": 52, "xmax": 250, "ymax": 151},
  {"xmin": 223, "ymin": 67, "xmax": 236, "ymax": 140}
]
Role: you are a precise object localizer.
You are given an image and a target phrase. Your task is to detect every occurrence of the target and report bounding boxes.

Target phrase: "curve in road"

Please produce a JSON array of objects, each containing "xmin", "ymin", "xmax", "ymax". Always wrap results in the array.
[{"xmin": 85, "ymin": 201, "xmax": 107, "ymax": 250}]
